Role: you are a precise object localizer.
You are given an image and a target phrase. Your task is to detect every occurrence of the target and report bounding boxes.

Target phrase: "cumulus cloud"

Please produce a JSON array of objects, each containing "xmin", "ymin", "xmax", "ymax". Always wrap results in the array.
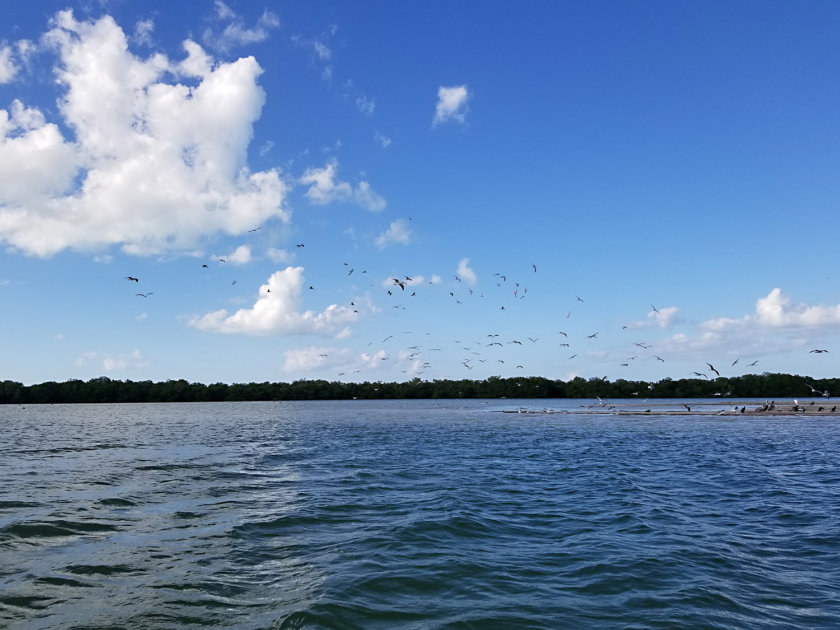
[
  {"xmin": 457, "ymin": 257, "xmax": 477, "ymax": 284},
  {"xmin": 433, "ymin": 84, "xmax": 470, "ymax": 127},
  {"xmin": 705, "ymin": 288, "xmax": 840, "ymax": 331},
  {"xmin": 0, "ymin": 11, "xmax": 290, "ymax": 258},
  {"xmin": 203, "ymin": 2, "xmax": 280, "ymax": 52},
  {"xmin": 299, "ymin": 158, "xmax": 386, "ymax": 211},
  {"xmin": 221, "ymin": 244, "xmax": 252, "ymax": 265},
  {"xmin": 375, "ymin": 219, "xmax": 412, "ymax": 249},
  {"xmin": 188, "ymin": 266, "xmax": 358, "ymax": 336}
]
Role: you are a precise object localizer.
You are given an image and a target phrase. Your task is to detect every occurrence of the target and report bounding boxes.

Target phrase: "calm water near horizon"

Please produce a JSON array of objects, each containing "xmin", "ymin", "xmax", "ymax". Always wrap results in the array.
[{"xmin": 1, "ymin": 399, "xmax": 839, "ymax": 629}]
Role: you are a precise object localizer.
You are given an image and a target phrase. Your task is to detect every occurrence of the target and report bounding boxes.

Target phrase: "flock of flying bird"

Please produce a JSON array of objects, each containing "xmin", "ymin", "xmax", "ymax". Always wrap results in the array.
[{"xmin": 121, "ymin": 230, "xmax": 831, "ymax": 384}]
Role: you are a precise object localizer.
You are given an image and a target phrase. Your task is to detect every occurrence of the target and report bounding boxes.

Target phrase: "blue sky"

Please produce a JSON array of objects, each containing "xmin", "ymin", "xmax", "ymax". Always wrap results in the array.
[{"xmin": 1, "ymin": 0, "xmax": 839, "ymax": 386}]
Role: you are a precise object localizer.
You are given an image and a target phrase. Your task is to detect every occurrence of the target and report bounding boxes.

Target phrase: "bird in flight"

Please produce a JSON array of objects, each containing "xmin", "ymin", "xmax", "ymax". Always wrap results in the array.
[
  {"xmin": 576, "ymin": 296, "xmax": 584, "ymax": 302},
  {"xmin": 247, "ymin": 227, "xmax": 261, "ymax": 232},
  {"xmin": 136, "ymin": 292, "xmax": 153, "ymax": 298},
  {"xmin": 125, "ymin": 276, "xmax": 139, "ymax": 282},
  {"xmin": 706, "ymin": 362, "xmax": 720, "ymax": 377},
  {"xmin": 532, "ymin": 264, "xmax": 537, "ymax": 273},
  {"xmin": 747, "ymin": 360, "xmax": 758, "ymax": 367},
  {"xmin": 296, "ymin": 243, "xmax": 305, "ymax": 247},
  {"xmin": 587, "ymin": 332, "xmax": 598, "ymax": 339},
  {"xmin": 810, "ymin": 349, "xmax": 829, "ymax": 353}
]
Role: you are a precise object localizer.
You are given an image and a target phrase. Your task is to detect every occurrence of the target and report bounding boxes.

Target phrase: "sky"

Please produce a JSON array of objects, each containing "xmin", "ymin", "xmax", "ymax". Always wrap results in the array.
[{"xmin": 1, "ymin": 0, "xmax": 839, "ymax": 387}]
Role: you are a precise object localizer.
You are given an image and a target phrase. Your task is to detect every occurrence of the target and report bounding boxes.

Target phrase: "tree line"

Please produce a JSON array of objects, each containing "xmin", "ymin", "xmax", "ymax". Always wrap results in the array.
[{"xmin": 0, "ymin": 373, "xmax": 835, "ymax": 404}]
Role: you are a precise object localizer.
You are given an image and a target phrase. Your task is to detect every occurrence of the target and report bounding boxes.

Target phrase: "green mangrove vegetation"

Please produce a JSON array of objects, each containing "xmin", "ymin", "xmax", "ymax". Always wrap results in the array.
[{"xmin": 0, "ymin": 373, "xmax": 836, "ymax": 404}]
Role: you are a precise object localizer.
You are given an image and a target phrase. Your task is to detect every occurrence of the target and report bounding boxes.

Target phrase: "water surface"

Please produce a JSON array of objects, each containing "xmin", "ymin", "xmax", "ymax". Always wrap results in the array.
[{"xmin": 2, "ymin": 400, "xmax": 839, "ymax": 628}]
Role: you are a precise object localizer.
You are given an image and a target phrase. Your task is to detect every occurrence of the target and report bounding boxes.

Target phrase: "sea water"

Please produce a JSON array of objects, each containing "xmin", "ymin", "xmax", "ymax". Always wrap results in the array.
[{"xmin": 1, "ymin": 400, "xmax": 839, "ymax": 629}]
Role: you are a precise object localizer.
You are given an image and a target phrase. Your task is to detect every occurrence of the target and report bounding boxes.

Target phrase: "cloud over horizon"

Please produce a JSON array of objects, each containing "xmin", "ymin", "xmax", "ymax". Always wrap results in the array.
[{"xmin": 188, "ymin": 266, "xmax": 358, "ymax": 336}]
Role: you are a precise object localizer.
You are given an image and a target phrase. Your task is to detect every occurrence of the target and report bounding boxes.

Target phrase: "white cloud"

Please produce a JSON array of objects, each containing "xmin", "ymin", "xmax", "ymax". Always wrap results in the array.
[
  {"xmin": 75, "ymin": 349, "xmax": 146, "ymax": 371},
  {"xmin": 356, "ymin": 95, "xmax": 375, "ymax": 115},
  {"xmin": 203, "ymin": 2, "xmax": 280, "ymax": 52},
  {"xmin": 649, "ymin": 306, "xmax": 679, "ymax": 328},
  {"xmin": 188, "ymin": 266, "xmax": 358, "ymax": 336},
  {"xmin": 705, "ymin": 288, "xmax": 840, "ymax": 331},
  {"xmin": 375, "ymin": 219, "xmax": 412, "ymax": 248},
  {"xmin": 0, "ymin": 11, "xmax": 290, "ymax": 258},
  {"xmin": 291, "ymin": 24, "xmax": 337, "ymax": 82},
  {"xmin": 282, "ymin": 346, "xmax": 354, "ymax": 372},
  {"xmin": 0, "ymin": 45, "xmax": 18, "ymax": 83},
  {"xmin": 299, "ymin": 158, "xmax": 386, "ymax": 212},
  {"xmin": 374, "ymin": 131, "xmax": 391, "ymax": 148},
  {"xmin": 433, "ymin": 84, "xmax": 470, "ymax": 127},
  {"xmin": 132, "ymin": 19, "xmax": 155, "ymax": 46},
  {"xmin": 457, "ymin": 257, "xmax": 477, "ymax": 284},
  {"xmin": 223, "ymin": 244, "xmax": 252, "ymax": 265}
]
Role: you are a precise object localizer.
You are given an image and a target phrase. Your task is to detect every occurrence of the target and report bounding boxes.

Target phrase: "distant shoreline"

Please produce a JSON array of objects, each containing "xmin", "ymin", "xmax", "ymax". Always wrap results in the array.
[{"xmin": 1, "ymin": 373, "xmax": 836, "ymax": 405}]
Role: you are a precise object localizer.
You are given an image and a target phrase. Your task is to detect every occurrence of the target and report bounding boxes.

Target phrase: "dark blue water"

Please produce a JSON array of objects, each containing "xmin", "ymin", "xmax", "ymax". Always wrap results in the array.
[{"xmin": 1, "ymin": 400, "xmax": 839, "ymax": 629}]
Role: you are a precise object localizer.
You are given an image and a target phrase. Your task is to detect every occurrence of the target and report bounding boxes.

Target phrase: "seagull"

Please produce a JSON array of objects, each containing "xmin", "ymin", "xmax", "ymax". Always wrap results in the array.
[
  {"xmin": 296, "ymin": 243, "xmax": 305, "ymax": 247},
  {"xmin": 651, "ymin": 304, "xmax": 659, "ymax": 313},
  {"xmin": 732, "ymin": 358, "xmax": 740, "ymax": 366},
  {"xmin": 587, "ymin": 332, "xmax": 598, "ymax": 339},
  {"xmin": 810, "ymin": 349, "xmax": 829, "ymax": 353},
  {"xmin": 747, "ymin": 360, "xmax": 758, "ymax": 367},
  {"xmin": 655, "ymin": 356, "xmax": 665, "ymax": 362},
  {"xmin": 576, "ymin": 296, "xmax": 584, "ymax": 302},
  {"xmin": 125, "ymin": 276, "xmax": 139, "ymax": 282},
  {"xmin": 247, "ymin": 227, "xmax": 261, "ymax": 232},
  {"xmin": 135, "ymin": 292, "xmax": 153, "ymax": 297}
]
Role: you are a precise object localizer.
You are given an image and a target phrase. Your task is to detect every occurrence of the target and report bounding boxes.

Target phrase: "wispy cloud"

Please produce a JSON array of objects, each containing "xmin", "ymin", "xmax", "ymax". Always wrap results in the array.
[
  {"xmin": 0, "ymin": 45, "xmax": 18, "ymax": 83},
  {"xmin": 291, "ymin": 24, "xmax": 337, "ymax": 82},
  {"xmin": 433, "ymin": 84, "xmax": 470, "ymax": 127},
  {"xmin": 203, "ymin": 1, "xmax": 280, "ymax": 52},
  {"xmin": 0, "ymin": 11, "xmax": 289, "ymax": 258},
  {"xmin": 299, "ymin": 158, "xmax": 386, "ymax": 211},
  {"xmin": 265, "ymin": 247, "xmax": 293, "ymax": 264},
  {"xmin": 188, "ymin": 266, "xmax": 358, "ymax": 336},
  {"xmin": 74, "ymin": 349, "xmax": 147, "ymax": 371},
  {"xmin": 375, "ymin": 219, "xmax": 412, "ymax": 249},
  {"xmin": 457, "ymin": 257, "xmax": 477, "ymax": 284},
  {"xmin": 374, "ymin": 131, "xmax": 391, "ymax": 148},
  {"xmin": 356, "ymin": 95, "xmax": 375, "ymax": 115}
]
